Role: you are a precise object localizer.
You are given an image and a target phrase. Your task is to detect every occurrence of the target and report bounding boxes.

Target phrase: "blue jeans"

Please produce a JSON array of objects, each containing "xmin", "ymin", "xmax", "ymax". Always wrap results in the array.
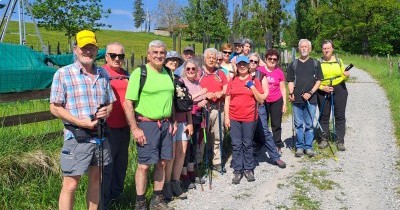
[
  {"xmin": 254, "ymin": 104, "xmax": 281, "ymax": 161},
  {"xmin": 293, "ymin": 102, "xmax": 316, "ymax": 150}
]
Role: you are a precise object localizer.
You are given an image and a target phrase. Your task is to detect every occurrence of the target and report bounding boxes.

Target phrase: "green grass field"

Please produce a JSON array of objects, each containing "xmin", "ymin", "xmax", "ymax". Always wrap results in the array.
[{"xmin": 1, "ymin": 23, "xmax": 400, "ymax": 208}]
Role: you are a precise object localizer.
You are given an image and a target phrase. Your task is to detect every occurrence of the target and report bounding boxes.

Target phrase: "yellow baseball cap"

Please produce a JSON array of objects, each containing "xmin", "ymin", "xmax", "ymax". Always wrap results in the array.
[{"xmin": 76, "ymin": 30, "xmax": 98, "ymax": 48}]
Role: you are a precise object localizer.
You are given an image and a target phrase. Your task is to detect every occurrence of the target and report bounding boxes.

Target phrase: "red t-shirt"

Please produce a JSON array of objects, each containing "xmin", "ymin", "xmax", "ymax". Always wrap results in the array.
[
  {"xmin": 227, "ymin": 75, "xmax": 263, "ymax": 122},
  {"xmin": 199, "ymin": 68, "xmax": 228, "ymax": 103},
  {"xmin": 103, "ymin": 65, "xmax": 129, "ymax": 128}
]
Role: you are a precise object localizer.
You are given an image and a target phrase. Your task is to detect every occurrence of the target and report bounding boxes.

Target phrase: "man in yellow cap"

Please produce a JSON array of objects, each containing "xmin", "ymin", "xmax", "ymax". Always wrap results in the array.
[{"xmin": 50, "ymin": 29, "xmax": 115, "ymax": 210}]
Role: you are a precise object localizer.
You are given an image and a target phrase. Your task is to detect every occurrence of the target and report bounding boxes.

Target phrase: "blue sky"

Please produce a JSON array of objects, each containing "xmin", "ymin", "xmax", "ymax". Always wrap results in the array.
[{"xmin": 102, "ymin": 0, "xmax": 188, "ymax": 31}]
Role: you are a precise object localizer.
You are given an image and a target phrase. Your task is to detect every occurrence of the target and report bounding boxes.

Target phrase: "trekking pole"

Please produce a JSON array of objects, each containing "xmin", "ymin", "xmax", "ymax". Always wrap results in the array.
[
  {"xmin": 217, "ymin": 102, "xmax": 224, "ymax": 175},
  {"xmin": 191, "ymin": 136, "xmax": 204, "ymax": 191},
  {"xmin": 313, "ymin": 96, "xmax": 339, "ymax": 161},
  {"xmin": 330, "ymin": 80, "xmax": 336, "ymax": 143},
  {"xmin": 202, "ymin": 108, "xmax": 212, "ymax": 190},
  {"xmin": 97, "ymin": 119, "xmax": 105, "ymax": 210},
  {"xmin": 291, "ymin": 102, "xmax": 295, "ymax": 150}
]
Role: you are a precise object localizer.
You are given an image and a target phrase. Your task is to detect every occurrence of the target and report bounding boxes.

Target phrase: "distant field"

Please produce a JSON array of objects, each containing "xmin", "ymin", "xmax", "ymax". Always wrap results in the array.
[{"xmin": 2, "ymin": 21, "xmax": 202, "ymax": 58}]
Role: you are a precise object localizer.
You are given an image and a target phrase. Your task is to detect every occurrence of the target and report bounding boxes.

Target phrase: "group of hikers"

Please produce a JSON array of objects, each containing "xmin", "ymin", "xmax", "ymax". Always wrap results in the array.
[{"xmin": 50, "ymin": 30, "xmax": 350, "ymax": 210}]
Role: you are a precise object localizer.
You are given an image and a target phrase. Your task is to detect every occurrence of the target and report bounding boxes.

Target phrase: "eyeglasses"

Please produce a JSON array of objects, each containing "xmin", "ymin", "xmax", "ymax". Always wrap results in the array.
[
  {"xmin": 249, "ymin": 60, "xmax": 259, "ymax": 64},
  {"xmin": 167, "ymin": 58, "xmax": 180, "ymax": 63},
  {"xmin": 267, "ymin": 57, "xmax": 278, "ymax": 62},
  {"xmin": 186, "ymin": 67, "xmax": 196, "ymax": 71},
  {"xmin": 108, "ymin": 53, "xmax": 125, "ymax": 59},
  {"xmin": 222, "ymin": 51, "xmax": 232, "ymax": 55}
]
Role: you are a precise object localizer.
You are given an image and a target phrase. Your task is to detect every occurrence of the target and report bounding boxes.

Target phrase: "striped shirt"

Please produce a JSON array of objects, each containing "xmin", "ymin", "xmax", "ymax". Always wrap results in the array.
[{"xmin": 50, "ymin": 62, "xmax": 116, "ymax": 140}]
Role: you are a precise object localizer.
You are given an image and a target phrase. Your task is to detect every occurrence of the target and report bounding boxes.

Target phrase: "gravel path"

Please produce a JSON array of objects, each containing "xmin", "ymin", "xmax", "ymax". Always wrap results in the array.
[{"xmin": 170, "ymin": 67, "xmax": 400, "ymax": 210}]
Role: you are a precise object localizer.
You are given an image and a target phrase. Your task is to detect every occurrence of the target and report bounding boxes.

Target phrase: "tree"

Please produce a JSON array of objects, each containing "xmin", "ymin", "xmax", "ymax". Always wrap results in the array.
[
  {"xmin": 155, "ymin": 0, "xmax": 182, "ymax": 34},
  {"xmin": 184, "ymin": 0, "xmax": 230, "ymax": 42},
  {"xmin": 32, "ymin": 0, "xmax": 111, "ymax": 45},
  {"xmin": 133, "ymin": 0, "xmax": 145, "ymax": 30}
]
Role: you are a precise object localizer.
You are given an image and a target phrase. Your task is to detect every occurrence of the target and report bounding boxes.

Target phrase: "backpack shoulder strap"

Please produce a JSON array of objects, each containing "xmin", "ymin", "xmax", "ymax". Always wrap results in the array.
[
  {"xmin": 293, "ymin": 59, "xmax": 298, "ymax": 86},
  {"xmin": 313, "ymin": 58, "xmax": 318, "ymax": 76},
  {"xmin": 138, "ymin": 65, "xmax": 147, "ymax": 98}
]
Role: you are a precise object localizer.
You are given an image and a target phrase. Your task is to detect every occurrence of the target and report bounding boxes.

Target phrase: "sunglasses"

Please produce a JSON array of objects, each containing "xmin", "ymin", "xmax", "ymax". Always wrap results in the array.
[
  {"xmin": 108, "ymin": 53, "xmax": 125, "ymax": 59},
  {"xmin": 249, "ymin": 60, "xmax": 259, "ymax": 64},
  {"xmin": 217, "ymin": 59, "xmax": 223, "ymax": 62},
  {"xmin": 222, "ymin": 51, "xmax": 232, "ymax": 55},
  {"xmin": 267, "ymin": 57, "xmax": 278, "ymax": 62},
  {"xmin": 186, "ymin": 67, "xmax": 196, "ymax": 71}
]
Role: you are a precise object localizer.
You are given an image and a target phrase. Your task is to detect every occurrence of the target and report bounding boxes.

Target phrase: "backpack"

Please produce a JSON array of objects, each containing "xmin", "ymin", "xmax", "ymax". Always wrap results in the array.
[
  {"xmin": 138, "ymin": 65, "xmax": 193, "ymax": 112},
  {"xmin": 292, "ymin": 58, "xmax": 319, "ymax": 86}
]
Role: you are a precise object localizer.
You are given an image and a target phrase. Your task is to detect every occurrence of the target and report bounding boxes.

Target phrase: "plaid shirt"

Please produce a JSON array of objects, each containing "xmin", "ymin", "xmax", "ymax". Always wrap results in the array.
[{"xmin": 50, "ymin": 61, "xmax": 116, "ymax": 140}]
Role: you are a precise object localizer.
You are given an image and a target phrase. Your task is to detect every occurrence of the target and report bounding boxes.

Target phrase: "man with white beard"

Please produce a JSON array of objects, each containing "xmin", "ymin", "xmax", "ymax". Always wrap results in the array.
[{"xmin": 286, "ymin": 39, "xmax": 323, "ymax": 158}]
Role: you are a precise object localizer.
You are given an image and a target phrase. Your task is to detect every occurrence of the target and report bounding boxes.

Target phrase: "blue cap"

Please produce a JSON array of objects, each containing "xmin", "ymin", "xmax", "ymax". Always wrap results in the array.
[{"xmin": 236, "ymin": 55, "xmax": 249, "ymax": 64}]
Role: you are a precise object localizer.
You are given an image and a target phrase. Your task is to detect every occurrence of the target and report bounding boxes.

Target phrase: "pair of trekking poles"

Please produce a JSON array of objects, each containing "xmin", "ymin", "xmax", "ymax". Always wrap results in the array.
[
  {"xmin": 199, "ymin": 103, "xmax": 225, "ymax": 191},
  {"xmin": 291, "ymin": 64, "xmax": 353, "ymax": 160}
]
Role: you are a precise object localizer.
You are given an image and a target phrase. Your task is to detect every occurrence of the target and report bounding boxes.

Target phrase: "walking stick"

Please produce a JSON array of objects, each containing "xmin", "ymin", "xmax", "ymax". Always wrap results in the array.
[
  {"xmin": 330, "ymin": 80, "xmax": 336, "ymax": 143},
  {"xmin": 217, "ymin": 102, "xmax": 224, "ymax": 175},
  {"xmin": 190, "ymin": 136, "xmax": 204, "ymax": 191}
]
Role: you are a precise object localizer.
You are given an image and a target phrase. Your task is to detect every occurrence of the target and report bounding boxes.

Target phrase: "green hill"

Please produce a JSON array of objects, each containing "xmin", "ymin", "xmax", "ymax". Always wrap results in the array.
[{"xmin": 2, "ymin": 21, "xmax": 200, "ymax": 57}]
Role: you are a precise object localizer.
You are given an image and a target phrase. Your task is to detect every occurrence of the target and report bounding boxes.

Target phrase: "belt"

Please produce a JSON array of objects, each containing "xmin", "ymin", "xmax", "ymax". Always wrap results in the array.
[{"xmin": 136, "ymin": 114, "xmax": 170, "ymax": 128}]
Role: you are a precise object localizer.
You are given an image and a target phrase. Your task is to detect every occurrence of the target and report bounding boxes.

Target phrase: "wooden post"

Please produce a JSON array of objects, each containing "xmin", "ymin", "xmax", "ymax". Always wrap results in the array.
[
  {"xmin": 389, "ymin": 61, "xmax": 393, "ymax": 76},
  {"xmin": 192, "ymin": 43, "xmax": 196, "ymax": 54},
  {"xmin": 178, "ymin": 33, "xmax": 182, "ymax": 54},
  {"xmin": 203, "ymin": 34, "xmax": 206, "ymax": 52},
  {"xmin": 173, "ymin": 34, "xmax": 176, "ymax": 51},
  {"xmin": 57, "ymin": 42, "xmax": 61, "ymax": 54},
  {"xmin": 131, "ymin": 53, "xmax": 135, "ymax": 68}
]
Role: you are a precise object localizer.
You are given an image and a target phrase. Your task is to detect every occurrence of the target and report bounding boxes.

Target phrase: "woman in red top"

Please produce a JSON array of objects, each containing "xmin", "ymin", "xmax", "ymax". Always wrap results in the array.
[{"xmin": 224, "ymin": 56, "xmax": 265, "ymax": 184}]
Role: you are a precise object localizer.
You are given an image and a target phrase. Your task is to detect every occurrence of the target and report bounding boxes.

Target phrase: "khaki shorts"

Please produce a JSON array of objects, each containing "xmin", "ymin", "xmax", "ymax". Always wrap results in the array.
[{"xmin": 60, "ymin": 138, "xmax": 111, "ymax": 176}]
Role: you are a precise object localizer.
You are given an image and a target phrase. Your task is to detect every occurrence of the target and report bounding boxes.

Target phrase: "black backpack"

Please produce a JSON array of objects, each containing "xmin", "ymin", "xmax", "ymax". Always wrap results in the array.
[{"xmin": 138, "ymin": 65, "xmax": 193, "ymax": 112}]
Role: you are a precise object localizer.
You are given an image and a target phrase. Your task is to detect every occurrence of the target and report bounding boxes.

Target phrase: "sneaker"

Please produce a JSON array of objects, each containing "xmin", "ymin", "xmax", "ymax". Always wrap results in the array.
[
  {"xmin": 232, "ymin": 172, "xmax": 243, "ymax": 184},
  {"xmin": 149, "ymin": 194, "xmax": 174, "ymax": 210},
  {"xmin": 295, "ymin": 148, "xmax": 304, "ymax": 157},
  {"xmin": 213, "ymin": 164, "xmax": 226, "ymax": 173},
  {"xmin": 337, "ymin": 143, "xmax": 346, "ymax": 151},
  {"xmin": 275, "ymin": 159, "xmax": 286, "ymax": 169},
  {"xmin": 318, "ymin": 140, "xmax": 328, "ymax": 149},
  {"xmin": 305, "ymin": 149, "xmax": 316, "ymax": 157},
  {"xmin": 244, "ymin": 170, "xmax": 255, "ymax": 182},
  {"xmin": 162, "ymin": 181, "xmax": 173, "ymax": 201},
  {"xmin": 171, "ymin": 180, "xmax": 187, "ymax": 199},
  {"xmin": 277, "ymin": 147, "xmax": 283, "ymax": 154},
  {"xmin": 135, "ymin": 200, "xmax": 147, "ymax": 210}
]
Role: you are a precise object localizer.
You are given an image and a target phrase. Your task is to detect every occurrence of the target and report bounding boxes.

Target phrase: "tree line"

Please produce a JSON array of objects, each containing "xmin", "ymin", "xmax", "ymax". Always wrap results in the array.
[{"xmin": 31, "ymin": 0, "xmax": 400, "ymax": 55}]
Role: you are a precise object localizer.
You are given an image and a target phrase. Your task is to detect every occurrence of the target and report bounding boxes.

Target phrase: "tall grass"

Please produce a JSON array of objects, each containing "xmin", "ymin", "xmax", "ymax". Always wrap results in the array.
[{"xmin": 341, "ymin": 54, "xmax": 400, "ymax": 144}]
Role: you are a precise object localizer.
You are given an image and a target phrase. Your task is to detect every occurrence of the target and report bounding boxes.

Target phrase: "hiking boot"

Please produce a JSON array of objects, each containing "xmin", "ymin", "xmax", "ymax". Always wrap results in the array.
[
  {"xmin": 275, "ymin": 159, "xmax": 286, "ymax": 169},
  {"xmin": 162, "ymin": 181, "xmax": 173, "ymax": 201},
  {"xmin": 171, "ymin": 180, "xmax": 187, "ymax": 199},
  {"xmin": 305, "ymin": 149, "xmax": 316, "ymax": 157},
  {"xmin": 135, "ymin": 199, "xmax": 147, "ymax": 210},
  {"xmin": 244, "ymin": 170, "xmax": 255, "ymax": 182},
  {"xmin": 213, "ymin": 164, "xmax": 226, "ymax": 173},
  {"xmin": 181, "ymin": 178, "xmax": 195, "ymax": 190},
  {"xmin": 337, "ymin": 143, "xmax": 346, "ymax": 151},
  {"xmin": 318, "ymin": 140, "xmax": 328, "ymax": 149},
  {"xmin": 149, "ymin": 194, "xmax": 174, "ymax": 210},
  {"xmin": 295, "ymin": 148, "xmax": 304, "ymax": 157},
  {"xmin": 232, "ymin": 172, "xmax": 243, "ymax": 184}
]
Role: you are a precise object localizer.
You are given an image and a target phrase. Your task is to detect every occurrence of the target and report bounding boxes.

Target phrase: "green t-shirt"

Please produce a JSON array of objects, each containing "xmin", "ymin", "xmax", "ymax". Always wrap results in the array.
[{"xmin": 125, "ymin": 64, "xmax": 174, "ymax": 119}]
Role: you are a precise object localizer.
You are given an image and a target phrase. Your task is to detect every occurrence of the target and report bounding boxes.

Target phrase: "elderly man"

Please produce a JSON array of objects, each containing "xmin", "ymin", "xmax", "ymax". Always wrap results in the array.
[
  {"xmin": 199, "ymin": 48, "xmax": 228, "ymax": 173},
  {"xmin": 50, "ymin": 30, "xmax": 115, "ymax": 210},
  {"xmin": 174, "ymin": 46, "xmax": 195, "ymax": 76},
  {"xmin": 124, "ymin": 40, "xmax": 175, "ymax": 210},
  {"xmin": 287, "ymin": 39, "xmax": 323, "ymax": 158},
  {"xmin": 102, "ymin": 42, "xmax": 130, "ymax": 207}
]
